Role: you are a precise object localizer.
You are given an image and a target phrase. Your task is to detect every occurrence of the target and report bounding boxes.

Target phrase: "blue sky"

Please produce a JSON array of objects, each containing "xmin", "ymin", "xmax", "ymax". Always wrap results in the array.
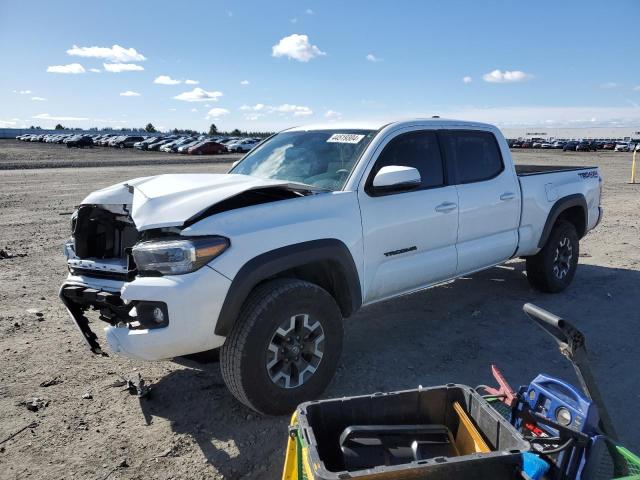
[{"xmin": 1, "ymin": 0, "xmax": 639, "ymax": 131}]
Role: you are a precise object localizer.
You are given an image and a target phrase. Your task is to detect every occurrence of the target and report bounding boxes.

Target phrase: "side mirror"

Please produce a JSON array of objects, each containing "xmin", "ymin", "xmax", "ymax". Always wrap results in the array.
[{"xmin": 371, "ymin": 166, "xmax": 421, "ymax": 193}]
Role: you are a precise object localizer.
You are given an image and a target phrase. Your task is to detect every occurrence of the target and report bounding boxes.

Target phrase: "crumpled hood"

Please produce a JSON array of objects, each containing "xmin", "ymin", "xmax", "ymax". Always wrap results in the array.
[{"xmin": 80, "ymin": 173, "xmax": 296, "ymax": 230}]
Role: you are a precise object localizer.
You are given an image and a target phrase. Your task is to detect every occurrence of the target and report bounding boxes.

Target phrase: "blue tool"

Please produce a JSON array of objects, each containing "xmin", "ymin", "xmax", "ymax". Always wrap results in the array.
[{"xmin": 516, "ymin": 374, "xmax": 599, "ymax": 436}]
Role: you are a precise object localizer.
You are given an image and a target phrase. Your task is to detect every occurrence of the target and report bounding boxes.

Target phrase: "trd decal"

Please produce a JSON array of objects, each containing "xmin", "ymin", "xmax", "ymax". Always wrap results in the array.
[
  {"xmin": 384, "ymin": 246, "xmax": 417, "ymax": 257},
  {"xmin": 578, "ymin": 171, "xmax": 598, "ymax": 179}
]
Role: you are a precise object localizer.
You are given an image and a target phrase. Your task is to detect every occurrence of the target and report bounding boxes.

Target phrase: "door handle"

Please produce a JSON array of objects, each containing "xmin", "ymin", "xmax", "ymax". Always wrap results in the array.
[
  {"xmin": 435, "ymin": 202, "xmax": 457, "ymax": 213},
  {"xmin": 500, "ymin": 192, "xmax": 516, "ymax": 201}
]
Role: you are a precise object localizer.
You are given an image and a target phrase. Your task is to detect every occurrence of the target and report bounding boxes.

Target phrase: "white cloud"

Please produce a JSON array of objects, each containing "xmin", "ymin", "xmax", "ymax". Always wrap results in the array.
[
  {"xmin": 290, "ymin": 17, "xmax": 298, "ymax": 24},
  {"xmin": 324, "ymin": 109, "xmax": 342, "ymax": 119},
  {"xmin": 366, "ymin": 53, "xmax": 381, "ymax": 62},
  {"xmin": 14, "ymin": 89, "xmax": 32, "ymax": 94},
  {"xmin": 103, "ymin": 63, "xmax": 144, "ymax": 73},
  {"xmin": 190, "ymin": 108, "xmax": 198, "ymax": 112},
  {"xmin": 240, "ymin": 103, "xmax": 266, "ymax": 111},
  {"xmin": 430, "ymin": 105, "xmax": 640, "ymax": 127},
  {"xmin": 67, "ymin": 44, "xmax": 146, "ymax": 62},
  {"xmin": 173, "ymin": 87, "xmax": 223, "ymax": 102},
  {"xmin": 33, "ymin": 113, "xmax": 88, "ymax": 121},
  {"xmin": 168, "ymin": 108, "xmax": 177, "ymax": 111},
  {"xmin": 241, "ymin": 103, "xmax": 312, "ymax": 118},
  {"xmin": 154, "ymin": 75, "xmax": 181, "ymax": 85},
  {"xmin": 463, "ymin": 76, "xmax": 473, "ymax": 84},
  {"xmin": 482, "ymin": 69, "xmax": 532, "ymax": 83},
  {"xmin": 240, "ymin": 80, "xmax": 250, "ymax": 85},
  {"xmin": 272, "ymin": 34, "xmax": 326, "ymax": 62},
  {"xmin": 305, "ymin": 8, "xmax": 315, "ymax": 14},
  {"xmin": 275, "ymin": 104, "xmax": 313, "ymax": 116},
  {"xmin": 31, "ymin": 96, "xmax": 46, "ymax": 101},
  {"xmin": 120, "ymin": 90, "xmax": 141, "ymax": 97},
  {"xmin": 185, "ymin": 79, "xmax": 199, "ymax": 85},
  {"xmin": 600, "ymin": 82, "xmax": 620, "ymax": 89},
  {"xmin": 0, "ymin": 119, "xmax": 18, "ymax": 127},
  {"xmin": 47, "ymin": 63, "xmax": 85, "ymax": 74},
  {"xmin": 89, "ymin": 68, "xmax": 101, "ymax": 73},
  {"xmin": 206, "ymin": 108, "xmax": 230, "ymax": 119}
]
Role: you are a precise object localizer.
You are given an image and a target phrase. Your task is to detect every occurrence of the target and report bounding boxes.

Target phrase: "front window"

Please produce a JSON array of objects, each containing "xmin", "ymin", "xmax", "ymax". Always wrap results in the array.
[{"xmin": 230, "ymin": 129, "xmax": 376, "ymax": 191}]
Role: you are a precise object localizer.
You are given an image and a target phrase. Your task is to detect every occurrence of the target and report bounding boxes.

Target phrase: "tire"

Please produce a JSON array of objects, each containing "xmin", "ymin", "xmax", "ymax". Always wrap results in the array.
[
  {"xmin": 220, "ymin": 278, "xmax": 343, "ymax": 415},
  {"xmin": 526, "ymin": 220, "xmax": 579, "ymax": 293}
]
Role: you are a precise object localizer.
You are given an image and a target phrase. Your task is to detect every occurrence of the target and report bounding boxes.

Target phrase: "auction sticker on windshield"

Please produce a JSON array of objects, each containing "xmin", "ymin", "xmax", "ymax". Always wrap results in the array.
[{"xmin": 326, "ymin": 133, "xmax": 365, "ymax": 144}]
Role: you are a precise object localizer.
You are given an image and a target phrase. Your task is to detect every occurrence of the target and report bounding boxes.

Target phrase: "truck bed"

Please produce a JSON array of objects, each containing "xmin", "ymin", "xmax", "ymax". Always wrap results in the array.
[{"xmin": 515, "ymin": 164, "xmax": 596, "ymax": 176}]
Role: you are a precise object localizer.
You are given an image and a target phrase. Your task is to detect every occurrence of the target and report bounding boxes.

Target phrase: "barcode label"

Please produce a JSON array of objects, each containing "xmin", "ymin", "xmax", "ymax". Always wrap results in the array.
[{"xmin": 327, "ymin": 133, "xmax": 365, "ymax": 144}]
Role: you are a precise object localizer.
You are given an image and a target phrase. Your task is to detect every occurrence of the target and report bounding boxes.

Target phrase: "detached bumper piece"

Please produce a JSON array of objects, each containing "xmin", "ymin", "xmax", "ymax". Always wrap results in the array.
[{"xmin": 59, "ymin": 284, "xmax": 169, "ymax": 356}]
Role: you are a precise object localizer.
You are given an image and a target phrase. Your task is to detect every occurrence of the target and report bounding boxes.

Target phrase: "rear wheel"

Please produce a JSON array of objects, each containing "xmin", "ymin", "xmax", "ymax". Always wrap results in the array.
[
  {"xmin": 220, "ymin": 278, "xmax": 343, "ymax": 415},
  {"xmin": 526, "ymin": 220, "xmax": 579, "ymax": 293}
]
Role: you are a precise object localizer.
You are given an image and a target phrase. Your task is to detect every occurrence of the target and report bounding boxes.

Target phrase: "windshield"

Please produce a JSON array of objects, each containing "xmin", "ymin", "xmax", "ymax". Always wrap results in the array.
[{"xmin": 230, "ymin": 129, "xmax": 376, "ymax": 191}]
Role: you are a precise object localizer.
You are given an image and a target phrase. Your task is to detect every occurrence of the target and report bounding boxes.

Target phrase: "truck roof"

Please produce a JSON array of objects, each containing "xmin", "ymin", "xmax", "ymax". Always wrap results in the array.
[{"xmin": 285, "ymin": 118, "xmax": 498, "ymax": 132}]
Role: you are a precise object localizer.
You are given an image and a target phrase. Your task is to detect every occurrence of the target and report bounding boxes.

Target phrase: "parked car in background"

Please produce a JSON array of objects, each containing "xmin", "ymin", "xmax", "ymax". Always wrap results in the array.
[
  {"xmin": 226, "ymin": 138, "xmax": 259, "ymax": 153},
  {"xmin": 614, "ymin": 142, "xmax": 630, "ymax": 152},
  {"xmin": 576, "ymin": 142, "xmax": 595, "ymax": 152},
  {"xmin": 520, "ymin": 141, "xmax": 532, "ymax": 148},
  {"xmin": 177, "ymin": 139, "xmax": 204, "ymax": 153},
  {"xmin": 602, "ymin": 142, "xmax": 616, "ymax": 150},
  {"xmin": 188, "ymin": 140, "xmax": 226, "ymax": 155},
  {"xmin": 540, "ymin": 142, "xmax": 553, "ymax": 149},
  {"xmin": 66, "ymin": 135, "xmax": 94, "ymax": 148},
  {"xmin": 147, "ymin": 137, "xmax": 176, "ymax": 151},
  {"xmin": 563, "ymin": 141, "xmax": 579, "ymax": 151},
  {"xmin": 134, "ymin": 137, "xmax": 160, "ymax": 150},
  {"xmin": 552, "ymin": 141, "xmax": 565, "ymax": 149},
  {"xmin": 115, "ymin": 136, "xmax": 145, "ymax": 148},
  {"xmin": 160, "ymin": 137, "xmax": 192, "ymax": 152}
]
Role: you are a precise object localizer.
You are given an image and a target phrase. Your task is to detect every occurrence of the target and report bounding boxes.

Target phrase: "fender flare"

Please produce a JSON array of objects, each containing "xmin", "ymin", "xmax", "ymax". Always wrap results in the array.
[
  {"xmin": 214, "ymin": 239, "xmax": 362, "ymax": 336},
  {"xmin": 537, "ymin": 194, "xmax": 587, "ymax": 248}
]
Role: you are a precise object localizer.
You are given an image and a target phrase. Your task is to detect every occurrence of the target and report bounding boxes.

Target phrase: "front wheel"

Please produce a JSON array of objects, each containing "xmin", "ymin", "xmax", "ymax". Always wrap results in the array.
[
  {"xmin": 220, "ymin": 278, "xmax": 343, "ymax": 415},
  {"xmin": 526, "ymin": 220, "xmax": 579, "ymax": 293}
]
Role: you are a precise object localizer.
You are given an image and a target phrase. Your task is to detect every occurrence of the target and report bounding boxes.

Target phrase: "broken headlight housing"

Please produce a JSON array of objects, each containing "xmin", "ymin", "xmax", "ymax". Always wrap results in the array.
[{"xmin": 132, "ymin": 236, "xmax": 229, "ymax": 276}]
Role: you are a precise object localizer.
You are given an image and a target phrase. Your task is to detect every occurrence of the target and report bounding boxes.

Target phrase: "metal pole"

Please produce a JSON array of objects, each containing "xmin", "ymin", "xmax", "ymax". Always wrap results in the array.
[{"xmin": 631, "ymin": 149, "xmax": 637, "ymax": 184}]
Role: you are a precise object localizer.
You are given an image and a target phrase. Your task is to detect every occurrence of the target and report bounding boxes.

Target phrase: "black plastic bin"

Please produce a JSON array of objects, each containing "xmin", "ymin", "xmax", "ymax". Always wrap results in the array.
[{"xmin": 294, "ymin": 383, "xmax": 530, "ymax": 479}]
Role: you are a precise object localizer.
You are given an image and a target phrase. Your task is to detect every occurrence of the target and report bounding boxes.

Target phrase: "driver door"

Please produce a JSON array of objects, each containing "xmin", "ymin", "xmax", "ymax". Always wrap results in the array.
[{"xmin": 358, "ymin": 129, "xmax": 459, "ymax": 303}]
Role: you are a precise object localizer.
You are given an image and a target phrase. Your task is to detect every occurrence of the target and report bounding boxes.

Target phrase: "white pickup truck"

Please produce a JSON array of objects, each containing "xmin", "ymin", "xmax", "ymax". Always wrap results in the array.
[{"xmin": 60, "ymin": 119, "xmax": 602, "ymax": 414}]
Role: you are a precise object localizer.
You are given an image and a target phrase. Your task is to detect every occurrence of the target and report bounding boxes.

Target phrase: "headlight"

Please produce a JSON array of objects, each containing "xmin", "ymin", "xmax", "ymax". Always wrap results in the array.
[{"xmin": 132, "ymin": 236, "xmax": 229, "ymax": 275}]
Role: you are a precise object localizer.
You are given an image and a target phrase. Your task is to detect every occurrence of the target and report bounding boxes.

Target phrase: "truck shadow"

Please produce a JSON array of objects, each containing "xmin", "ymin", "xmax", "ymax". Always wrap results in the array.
[{"xmin": 137, "ymin": 259, "xmax": 640, "ymax": 477}]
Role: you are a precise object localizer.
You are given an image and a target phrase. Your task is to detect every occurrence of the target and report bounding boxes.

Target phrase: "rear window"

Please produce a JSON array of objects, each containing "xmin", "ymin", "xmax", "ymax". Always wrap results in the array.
[{"xmin": 442, "ymin": 131, "xmax": 503, "ymax": 184}]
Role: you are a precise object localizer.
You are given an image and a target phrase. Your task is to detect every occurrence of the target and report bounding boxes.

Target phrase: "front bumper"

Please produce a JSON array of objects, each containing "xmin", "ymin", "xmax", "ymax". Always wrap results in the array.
[{"xmin": 60, "ymin": 265, "xmax": 231, "ymax": 360}]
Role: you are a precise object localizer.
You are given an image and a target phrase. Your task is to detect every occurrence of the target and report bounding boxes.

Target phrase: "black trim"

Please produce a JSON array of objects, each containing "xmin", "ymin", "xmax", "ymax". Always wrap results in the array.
[
  {"xmin": 214, "ymin": 239, "xmax": 362, "ymax": 336},
  {"xmin": 537, "ymin": 194, "xmax": 588, "ymax": 248},
  {"xmin": 515, "ymin": 165, "xmax": 597, "ymax": 177}
]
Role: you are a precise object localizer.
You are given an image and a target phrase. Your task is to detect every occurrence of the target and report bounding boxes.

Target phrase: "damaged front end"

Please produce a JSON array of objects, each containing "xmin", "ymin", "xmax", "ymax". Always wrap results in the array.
[
  {"xmin": 60, "ymin": 204, "xmax": 170, "ymax": 354},
  {"xmin": 60, "ymin": 173, "xmax": 312, "ymax": 358}
]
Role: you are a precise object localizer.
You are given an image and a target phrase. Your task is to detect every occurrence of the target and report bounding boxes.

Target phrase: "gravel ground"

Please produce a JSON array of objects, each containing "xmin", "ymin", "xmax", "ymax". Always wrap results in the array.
[
  {"xmin": 0, "ymin": 139, "xmax": 241, "ymax": 170},
  {"xmin": 0, "ymin": 144, "xmax": 638, "ymax": 479}
]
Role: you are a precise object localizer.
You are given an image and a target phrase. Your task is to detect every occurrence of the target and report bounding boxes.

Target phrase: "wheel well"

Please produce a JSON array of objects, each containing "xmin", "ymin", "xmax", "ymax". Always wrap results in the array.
[
  {"xmin": 273, "ymin": 260, "xmax": 356, "ymax": 318},
  {"xmin": 214, "ymin": 239, "xmax": 362, "ymax": 336},
  {"xmin": 557, "ymin": 206, "xmax": 586, "ymax": 238}
]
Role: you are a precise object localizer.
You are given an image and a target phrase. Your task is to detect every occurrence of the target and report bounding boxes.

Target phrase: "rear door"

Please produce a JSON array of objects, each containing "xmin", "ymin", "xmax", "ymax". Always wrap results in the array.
[
  {"xmin": 441, "ymin": 129, "xmax": 521, "ymax": 274},
  {"xmin": 358, "ymin": 129, "xmax": 459, "ymax": 303}
]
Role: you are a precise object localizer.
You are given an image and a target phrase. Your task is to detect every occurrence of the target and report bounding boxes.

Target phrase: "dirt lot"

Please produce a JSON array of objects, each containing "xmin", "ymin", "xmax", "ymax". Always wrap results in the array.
[
  {"xmin": 1, "ymin": 141, "xmax": 639, "ymax": 479},
  {"xmin": 0, "ymin": 139, "xmax": 240, "ymax": 170}
]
